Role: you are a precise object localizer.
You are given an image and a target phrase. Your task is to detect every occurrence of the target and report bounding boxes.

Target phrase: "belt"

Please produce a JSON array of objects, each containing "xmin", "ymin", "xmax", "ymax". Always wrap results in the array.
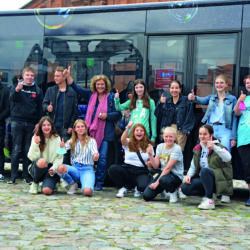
[{"xmin": 213, "ymin": 122, "xmax": 223, "ymax": 125}]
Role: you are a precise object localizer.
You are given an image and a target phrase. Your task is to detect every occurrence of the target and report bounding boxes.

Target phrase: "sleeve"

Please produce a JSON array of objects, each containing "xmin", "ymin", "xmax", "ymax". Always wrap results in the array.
[
  {"xmin": 187, "ymin": 158, "xmax": 196, "ymax": 177},
  {"xmin": 182, "ymin": 98, "xmax": 195, "ymax": 134},
  {"xmin": 170, "ymin": 145, "xmax": 183, "ymax": 161},
  {"xmin": 0, "ymin": 88, "xmax": 10, "ymax": 121},
  {"xmin": 156, "ymin": 144, "xmax": 162, "ymax": 157},
  {"xmin": 27, "ymin": 136, "xmax": 41, "ymax": 161},
  {"xmin": 114, "ymin": 98, "xmax": 131, "ymax": 111},
  {"xmin": 149, "ymin": 99, "xmax": 157, "ymax": 141},
  {"xmin": 42, "ymin": 88, "xmax": 51, "ymax": 113},
  {"xmin": 37, "ymin": 88, "xmax": 45, "ymax": 120},
  {"xmin": 106, "ymin": 94, "xmax": 122, "ymax": 121},
  {"xmin": 154, "ymin": 101, "xmax": 163, "ymax": 123},
  {"xmin": 50, "ymin": 137, "xmax": 64, "ymax": 172},
  {"xmin": 65, "ymin": 139, "xmax": 72, "ymax": 151},
  {"xmin": 69, "ymin": 90, "xmax": 78, "ymax": 128},
  {"xmin": 213, "ymin": 145, "xmax": 232, "ymax": 162},
  {"xmin": 195, "ymin": 95, "xmax": 211, "ymax": 105},
  {"xmin": 9, "ymin": 86, "xmax": 19, "ymax": 103},
  {"xmin": 231, "ymin": 96, "xmax": 238, "ymax": 141},
  {"xmin": 89, "ymin": 138, "xmax": 98, "ymax": 155},
  {"xmin": 71, "ymin": 80, "xmax": 92, "ymax": 101}
]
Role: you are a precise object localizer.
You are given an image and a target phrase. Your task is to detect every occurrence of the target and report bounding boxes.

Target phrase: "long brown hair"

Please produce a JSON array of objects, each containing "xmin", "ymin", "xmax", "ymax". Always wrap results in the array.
[
  {"xmin": 70, "ymin": 119, "xmax": 90, "ymax": 155},
  {"xmin": 128, "ymin": 124, "xmax": 152, "ymax": 153},
  {"xmin": 129, "ymin": 79, "xmax": 151, "ymax": 110},
  {"xmin": 35, "ymin": 116, "xmax": 58, "ymax": 152}
]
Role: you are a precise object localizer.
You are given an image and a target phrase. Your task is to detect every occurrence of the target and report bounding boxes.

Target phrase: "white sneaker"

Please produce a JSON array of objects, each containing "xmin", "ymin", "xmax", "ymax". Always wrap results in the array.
[
  {"xmin": 160, "ymin": 190, "xmax": 169, "ymax": 199},
  {"xmin": 178, "ymin": 189, "xmax": 186, "ymax": 199},
  {"xmin": 169, "ymin": 191, "xmax": 178, "ymax": 203},
  {"xmin": 0, "ymin": 174, "xmax": 4, "ymax": 182},
  {"xmin": 221, "ymin": 195, "xmax": 230, "ymax": 203},
  {"xmin": 134, "ymin": 186, "xmax": 141, "ymax": 198},
  {"xmin": 67, "ymin": 182, "xmax": 78, "ymax": 195},
  {"xmin": 29, "ymin": 182, "xmax": 38, "ymax": 194},
  {"xmin": 116, "ymin": 187, "xmax": 127, "ymax": 198},
  {"xmin": 198, "ymin": 198, "xmax": 215, "ymax": 210}
]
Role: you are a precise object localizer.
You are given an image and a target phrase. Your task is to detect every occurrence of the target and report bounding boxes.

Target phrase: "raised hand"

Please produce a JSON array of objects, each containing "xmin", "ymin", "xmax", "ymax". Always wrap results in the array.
[
  {"xmin": 160, "ymin": 93, "xmax": 166, "ymax": 103},
  {"xmin": 34, "ymin": 134, "xmax": 41, "ymax": 144},
  {"xmin": 47, "ymin": 102, "xmax": 53, "ymax": 112},
  {"xmin": 127, "ymin": 120, "xmax": 133, "ymax": 130},
  {"xmin": 15, "ymin": 78, "xmax": 23, "ymax": 92},
  {"xmin": 60, "ymin": 138, "xmax": 65, "ymax": 148},
  {"xmin": 188, "ymin": 89, "xmax": 195, "ymax": 101},
  {"xmin": 93, "ymin": 152, "xmax": 99, "ymax": 161},
  {"xmin": 207, "ymin": 140, "xmax": 214, "ymax": 149},
  {"xmin": 147, "ymin": 145, "xmax": 153, "ymax": 157},
  {"xmin": 114, "ymin": 89, "xmax": 119, "ymax": 99},
  {"xmin": 238, "ymin": 90, "xmax": 246, "ymax": 102}
]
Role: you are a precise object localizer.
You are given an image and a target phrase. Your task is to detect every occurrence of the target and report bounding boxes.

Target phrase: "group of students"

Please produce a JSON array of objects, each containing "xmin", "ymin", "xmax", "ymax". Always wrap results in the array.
[{"xmin": 0, "ymin": 67, "xmax": 249, "ymax": 210}]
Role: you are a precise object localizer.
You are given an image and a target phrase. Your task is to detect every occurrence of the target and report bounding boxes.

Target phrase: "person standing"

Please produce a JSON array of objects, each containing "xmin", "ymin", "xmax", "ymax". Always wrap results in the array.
[
  {"xmin": 43, "ymin": 66, "xmax": 78, "ymax": 164},
  {"xmin": 8, "ymin": 67, "xmax": 44, "ymax": 184},
  {"xmin": 0, "ymin": 72, "xmax": 10, "ymax": 181}
]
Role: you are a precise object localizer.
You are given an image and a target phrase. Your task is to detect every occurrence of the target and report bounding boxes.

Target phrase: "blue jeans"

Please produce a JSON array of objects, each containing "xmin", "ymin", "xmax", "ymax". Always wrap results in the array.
[
  {"xmin": 212, "ymin": 124, "xmax": 232, "ymax": 152},
  {"xmin": 11, "ymin": 120, "xmax": 35, "ymax": 179},
  {"xmin": 0, "ymin": 125, "xmax": 5, "ymax": 175},
  {"xmin": 95, "ymin": 140, "xmax": 109, "ymax": 185},
  {"xmin": 60, "ymin": 163, "xmax": 95, "ymax": 192}
]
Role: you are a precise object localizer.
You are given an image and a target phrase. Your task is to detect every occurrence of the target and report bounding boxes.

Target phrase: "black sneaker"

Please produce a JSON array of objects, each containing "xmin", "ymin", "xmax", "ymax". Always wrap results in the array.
[
  {"xmin": 7, "ymin": 178, "xmax": 16, "ymax": 184},
  {"xmin": 23, "ymin": 177, "xmax": 32, "ymax": 185}
]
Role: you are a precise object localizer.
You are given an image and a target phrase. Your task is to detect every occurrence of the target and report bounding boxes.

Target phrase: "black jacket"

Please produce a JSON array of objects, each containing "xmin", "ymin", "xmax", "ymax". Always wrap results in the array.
[
  {"xmin": 155, "ymin": 95, "xmax": 195, "ymax": 134},
  {"xmin": 9, "ymin": 83, "xmax": 44, "ymax": 124},
  {"xmin": 43, "ymin": 84, "xmax": 78, "ymax": 129},
  {"xmin": 0, "ymin": 83, "xmax": 10, "ymax": 126}
]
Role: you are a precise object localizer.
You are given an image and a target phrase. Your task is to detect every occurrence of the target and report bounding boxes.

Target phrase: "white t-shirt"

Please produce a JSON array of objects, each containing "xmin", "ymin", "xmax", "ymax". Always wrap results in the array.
[{"xmin": 156, "ymin": 143, "xmax": 184, "ymax": 180}]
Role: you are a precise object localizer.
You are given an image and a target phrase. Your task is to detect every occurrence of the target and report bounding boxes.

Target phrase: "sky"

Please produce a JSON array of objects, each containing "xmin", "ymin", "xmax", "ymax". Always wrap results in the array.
[{"xmin": 0, "ymin": 0, "xmax": 31, "ymax": 11}]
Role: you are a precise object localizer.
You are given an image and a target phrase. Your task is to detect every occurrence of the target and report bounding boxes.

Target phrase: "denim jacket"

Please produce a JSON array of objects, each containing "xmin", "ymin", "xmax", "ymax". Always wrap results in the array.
[
  {"xmin": 195, "ymin": 93, "xmax": 237, "ymax": 140},
  {"xmin": 155, "ymin": 95, "xmax": 195, "ymax": 134}
]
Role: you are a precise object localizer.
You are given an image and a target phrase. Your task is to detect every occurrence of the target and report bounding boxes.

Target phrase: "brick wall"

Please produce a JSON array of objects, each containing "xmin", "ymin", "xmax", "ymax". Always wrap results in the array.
[{"xmin": 22, "ymin": 0, "xmax": 180, "ymax": 9}]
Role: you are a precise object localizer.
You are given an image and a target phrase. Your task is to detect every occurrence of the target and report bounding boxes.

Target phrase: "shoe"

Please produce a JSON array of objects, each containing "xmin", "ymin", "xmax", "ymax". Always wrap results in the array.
[
  {"xmin": 169, "ymin": 191, "xmax": 178, "ymax": 203},
  {"xmin": 245, "ymin": 197, "xmax": 250, "ymax": 206},
  {"xmin": 213, "ymin": 193, "xmax": 217, "ymax": 201},
  {"xmin": 60, "ymin": 179, "xmax": 70, "ymax": 192},
  {"xmin": 160, "ymin": 190, "xmax": 169, "ymax": 199},
  {"xmin": 134, "ymin": 186, "xmax": 142, "ymax": 198},
  {"xmin": 0, "ymin": 174, "xmax": 4, "ymax": 182},
  {"xmin": 116, "ymin": 187, "xmax": 127, "ymax": 198},
  {"xmin": 178, "ymin": 189, "xmax": 186, "ymax": 199},
  {"xmin": 29, "ymin": 182, "xmax": 38, "ymax": 194},
  {"xmin": 7, "ymin": 178, "xmax": 16, "ymax": 184},
  {"xmin": 221, "ymin": 195, "xmax": 230, "ymax": 203},
  {"xmin": 95, "ymin": 183, "xmax": 103, "ymax": 191},
  {"xmin": 23, "ymin": 177, "xmax": 32, "ymax": 185},
  {"xmin": 198, "ymin": 198, "xmax": 215, "ymax": 210},
  {"xmin": 67, "ymin": 182, "xmax": 78, "ymax": 195}
]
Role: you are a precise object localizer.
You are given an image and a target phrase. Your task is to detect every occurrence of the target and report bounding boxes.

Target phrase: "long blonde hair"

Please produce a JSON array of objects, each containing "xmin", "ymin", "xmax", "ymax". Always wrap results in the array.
[{"xmin": 70, "ymin": 119, "xmax": 90, "ymax": 155}]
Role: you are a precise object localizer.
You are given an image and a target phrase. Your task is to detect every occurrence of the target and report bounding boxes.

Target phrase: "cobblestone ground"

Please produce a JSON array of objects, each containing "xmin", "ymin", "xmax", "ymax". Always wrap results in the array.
[{"xmin": 0, "ymin": 178, "xmax": 249, "ymax": 250}]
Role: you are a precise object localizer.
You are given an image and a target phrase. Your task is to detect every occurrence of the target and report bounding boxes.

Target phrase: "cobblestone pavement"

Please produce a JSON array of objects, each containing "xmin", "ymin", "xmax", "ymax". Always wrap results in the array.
[{"xmin": 0, "ymin": 178, "xmax": 249, "ymax": 250}]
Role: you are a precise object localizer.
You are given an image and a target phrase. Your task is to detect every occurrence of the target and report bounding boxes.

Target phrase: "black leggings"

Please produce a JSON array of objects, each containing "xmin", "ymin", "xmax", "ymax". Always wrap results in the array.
[
  {"xmin": 143, "ymin": 172, "xmax": 182, "ymax": 201},
  {"xmin": 238, "ymin": 144, "xmax": 250, "ymax": 184},
  {"xmin": 181, "ymin": 168, "xmax": 215, "ymax": 199},
  {"xmin": 108, "ymin": 164, "xmax": 151, "ymax": 192},
  {"xmin": 29, "ymin": 160, "xmax": 60, "ymax": 191}
]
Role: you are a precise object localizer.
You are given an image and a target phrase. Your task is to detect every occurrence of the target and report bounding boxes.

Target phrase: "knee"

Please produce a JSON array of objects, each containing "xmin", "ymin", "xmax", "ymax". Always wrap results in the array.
[
  {"xmin": 181, "ymin": 183, "xmax": 189, "ymax": 196},
  {"xmin": 57, "ymin": 164, "xmax": 67, "ymax": 175},
  {"xmin": 42, "ymin": 187, "xmax": 53, "ymax": 195},
  {"xmin": 37, "ymin": 158, "xmax": 48, "ymax": 168},
  {"xmin": 82, "ymin": 188, "xmax": 93, "ymax": 197},
  {"xmin": 142, "ymin": 192, "xmax": 151, "ymax": 202},
  {"xmin": 200, "ymin": 167, "xmax": 212, "ymax": 177}
]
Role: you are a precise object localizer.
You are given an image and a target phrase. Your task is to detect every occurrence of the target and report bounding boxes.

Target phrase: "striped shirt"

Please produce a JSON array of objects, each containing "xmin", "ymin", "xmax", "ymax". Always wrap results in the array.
[{"xmin": 65, "ymin": 138, "xmax": 98, "ymax": 165}]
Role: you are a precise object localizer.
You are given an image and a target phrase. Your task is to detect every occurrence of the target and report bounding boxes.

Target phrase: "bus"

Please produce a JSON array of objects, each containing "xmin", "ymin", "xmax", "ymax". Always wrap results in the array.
[{"xmin": 1, "ymin": 0, "xmax": 249, "ymax": 179}]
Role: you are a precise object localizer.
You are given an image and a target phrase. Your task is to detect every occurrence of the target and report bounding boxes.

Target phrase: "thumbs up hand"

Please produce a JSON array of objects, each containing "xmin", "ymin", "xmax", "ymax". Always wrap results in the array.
[
  {"xmin": 160, "ymin": 93, "xmax": 166, "ymax": 103},
  {"xmin": 188, "ymin": 89, "xmax": 196, "ymax": 101},
  {"xmin": 47, "ymin": 102, "xmax": 53, "ymax": 112},
  {"xmin": 115, "ymin": 89, "xmax": 119, "ymax": 99},
  {"xmin": 239, "ymin": 90, "xmax": 246, "ymax": 102},
  {"xmin": 15, "ymin": 78, "xmax": 23, "ymax": 92},
  {"xmin": 34, "ymin": 134, "xmax": 41, "ymax": 144},
  {"xmin": 60, "ymin": 138, "xmax": 65, "ymax": 148}
]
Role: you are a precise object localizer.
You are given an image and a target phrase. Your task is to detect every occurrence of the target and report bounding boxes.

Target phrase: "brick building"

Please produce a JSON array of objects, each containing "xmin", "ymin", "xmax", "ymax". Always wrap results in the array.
[{"xmin": 21, "ymin": 0, "xmax": 180, "ymax": 9}]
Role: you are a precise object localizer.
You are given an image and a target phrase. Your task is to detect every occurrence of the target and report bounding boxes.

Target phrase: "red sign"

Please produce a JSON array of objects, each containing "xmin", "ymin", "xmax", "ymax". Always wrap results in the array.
[{"xmin": 155, "ymin": 68, "xmax": 175, "ymax": 89}]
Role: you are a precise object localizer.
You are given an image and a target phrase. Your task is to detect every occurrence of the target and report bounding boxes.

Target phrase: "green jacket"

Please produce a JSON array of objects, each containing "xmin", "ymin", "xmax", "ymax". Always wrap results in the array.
[{"xmin": 193, "ymin": 143, "xmax": 233, "ymax": 196}]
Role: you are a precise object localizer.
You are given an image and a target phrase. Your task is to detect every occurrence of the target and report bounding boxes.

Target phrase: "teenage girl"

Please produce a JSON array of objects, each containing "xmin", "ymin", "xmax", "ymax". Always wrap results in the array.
[
  {"xmin": 114, "ymin": 79, "xmax": 157, "ymax": 142},
  {"xmin": 181, "ymin": 125, "xmax": 233, "ymax": 210},
  {"xmin": 57, "ymin": 119, "xmax": 99, "ymax": 196},
  {"xmin": 143, "ymin": 127, "xmax": 184, "ymax": 203},
  {"xmin": 188, "ymin": 75, "xmax": 237, "ymax": 203}
]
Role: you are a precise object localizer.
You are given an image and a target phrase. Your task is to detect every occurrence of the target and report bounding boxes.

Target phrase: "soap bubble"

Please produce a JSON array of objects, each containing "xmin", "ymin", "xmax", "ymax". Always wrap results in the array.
[{"xmin": 34, "ymin": 8, "xmax": 74, "ymax": 29}]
